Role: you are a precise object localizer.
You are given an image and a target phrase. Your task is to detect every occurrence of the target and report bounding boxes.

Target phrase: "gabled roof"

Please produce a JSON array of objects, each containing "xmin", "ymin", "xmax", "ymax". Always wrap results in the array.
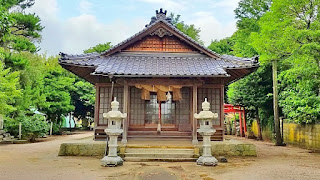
[
  {"xmin": 59, "ymin": 9, "xmax": 259, "ymax": 83},
  {"xmin": 99, "ymin": 12, "xmax": 220, "ymax": 58}
]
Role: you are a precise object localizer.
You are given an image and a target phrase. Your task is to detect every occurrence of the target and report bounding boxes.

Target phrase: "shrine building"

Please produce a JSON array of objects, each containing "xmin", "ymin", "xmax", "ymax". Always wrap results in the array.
[{"xmin": 59, "ymin": 9, "xmax": 259, "ymax": 144}]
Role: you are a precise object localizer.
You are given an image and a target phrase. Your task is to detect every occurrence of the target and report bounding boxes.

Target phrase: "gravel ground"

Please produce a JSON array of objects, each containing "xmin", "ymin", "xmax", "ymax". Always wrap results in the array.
[{"xmin": 0, "ymin": 132, "xmax": 319, "ymax": 180}]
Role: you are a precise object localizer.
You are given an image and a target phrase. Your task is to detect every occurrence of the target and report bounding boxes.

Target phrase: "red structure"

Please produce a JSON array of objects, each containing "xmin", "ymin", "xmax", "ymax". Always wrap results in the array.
[{"xmin": 224, "ymin": 104, "xmax": 247, "ymax": 137}]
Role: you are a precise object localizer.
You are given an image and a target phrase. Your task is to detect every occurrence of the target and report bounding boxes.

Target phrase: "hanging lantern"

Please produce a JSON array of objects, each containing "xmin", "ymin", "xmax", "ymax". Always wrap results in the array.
[{"xmin": 166, "ymin": 91, "xmax": 172, "ymax": 101}]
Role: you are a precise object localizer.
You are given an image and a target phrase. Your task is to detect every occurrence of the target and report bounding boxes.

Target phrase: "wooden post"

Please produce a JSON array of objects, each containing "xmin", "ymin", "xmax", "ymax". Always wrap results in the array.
[
  {"xmin": 192, "ymin": 85, "xmax": 198, "ymax": 144},
  {"xmin": 121, "ymin": 80, "xmax": 129, "ymax": 144},
  {"xmin": 272, "ymin": 60, "xmax": 283, "ymax": 145},
  {"xmin": 239, "ymin": 111, "xmax": 243, "ymax": 137},
  {"xmin": 243, "ymin": 109, "xmax": 247, "ymax": 135},
  {"xmin": 221, "ymin": 85, "xmax": 225, "ymax": 139},
  {"xmin": 19, "ymin": 122, "xmax": 22, "ymax": 140},
  {"xmin": 50, "ymin": 121, "xmax": 53, "ymax": 136},
  {"xmin": 94, "ymin": 84, "xmax": 100, "ymax": 140}
]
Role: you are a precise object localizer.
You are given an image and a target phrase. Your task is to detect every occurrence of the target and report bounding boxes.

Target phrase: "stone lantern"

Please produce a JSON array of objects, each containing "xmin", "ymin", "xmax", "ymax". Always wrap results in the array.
[
  {"xmin": 101, "ymin": 97, "xmax": 127, "ymax": 167},
  {"xmin": 194, "ymin": 98, "xmax": 219, "ymax": 166}
]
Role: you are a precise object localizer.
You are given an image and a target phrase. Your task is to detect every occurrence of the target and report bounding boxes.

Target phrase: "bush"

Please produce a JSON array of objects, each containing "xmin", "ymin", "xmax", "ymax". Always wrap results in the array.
[
  {"xmin": 21, "ymin": 115, "xmax": 50, "ymax": 142},
  {"xmin": 52, "ymin": 122, "xmax": 62, "ymax": 135}
]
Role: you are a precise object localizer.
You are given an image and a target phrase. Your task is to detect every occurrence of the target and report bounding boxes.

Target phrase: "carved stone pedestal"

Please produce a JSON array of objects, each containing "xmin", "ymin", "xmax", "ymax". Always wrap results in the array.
[
  {"xmin": 101, "ymin": 131, "xmax": 124, "ymax": 167},
  {"xmin": 196, "ymin": 130, "xmax": 218, "ymax": 166}
]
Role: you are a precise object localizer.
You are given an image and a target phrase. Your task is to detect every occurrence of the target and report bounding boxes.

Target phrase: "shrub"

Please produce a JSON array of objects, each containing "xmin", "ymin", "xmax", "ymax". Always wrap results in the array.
[{"xmin": 21, "ymin": 114, "xmax": 49, "ymax": 142}]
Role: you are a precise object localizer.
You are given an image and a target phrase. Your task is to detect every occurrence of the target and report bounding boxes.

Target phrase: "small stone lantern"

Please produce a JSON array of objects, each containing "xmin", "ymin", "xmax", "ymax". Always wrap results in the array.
[
  {"xmin": 194, "ymin": 98, "xmax": 219, "ymax": 166},
  {"xmin": 101, "ymin": 97, "xmax": 127, "ymax": 167}
]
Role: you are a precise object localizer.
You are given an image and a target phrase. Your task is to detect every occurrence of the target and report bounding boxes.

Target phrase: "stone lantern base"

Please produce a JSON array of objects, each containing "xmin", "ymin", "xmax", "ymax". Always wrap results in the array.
[
  {"xmin": 101, "ymin": 156, "xmax": 123, "ymax": 167},
  {"xmin": 197, "ymin": 156, "xmax": 218, "ymax": 166}
]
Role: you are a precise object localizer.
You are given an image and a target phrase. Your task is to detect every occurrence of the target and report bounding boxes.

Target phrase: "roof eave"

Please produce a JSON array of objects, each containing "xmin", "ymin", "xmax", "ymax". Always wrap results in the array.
[{"xmin": 90, "ymin": 72, "xmax": 230, "ymax": 78}]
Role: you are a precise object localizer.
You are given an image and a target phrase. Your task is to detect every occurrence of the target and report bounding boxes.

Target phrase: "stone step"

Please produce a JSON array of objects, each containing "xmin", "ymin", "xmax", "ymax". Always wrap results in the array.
[
  {"xmin": 125, "ymin": 148, "xmax": 194, "ymax": 154},
  {"xmin": 125, "ymin": 153, "xmax": 194, "ymax": 158},
  {"xmin": 127, "ymin": 135, "xmax": 192, "ymax": 139},
  {"xmin": 128, "ymin": 131, "xmax": 192, "ymax": 135},
  {"xmin": 124, "ymin": 157, "xmax": 197, "ymax": 162}
]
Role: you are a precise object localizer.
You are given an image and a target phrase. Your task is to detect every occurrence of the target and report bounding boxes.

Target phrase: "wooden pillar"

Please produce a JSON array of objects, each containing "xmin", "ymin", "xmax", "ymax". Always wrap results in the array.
[
  {"xmin": 221, "ymin": 86, "xmax": 225, "ymax": 139},
  {"xmin": 243, "ymin": 109, "xmax": 247, "ymax": 135},
  {"xmin": 93, "ymin": 84, "xmax": 100, "ymax": 140},
  {"xmin": 239, "ymin": 111, "xmax": 243, "ymax": 137},
  {"xmin": 192, "ymin": 85, "xmax": 198, "ymax": 144},
  {"xmin": 233, "ymin": 112, "xmax": 237, "ymax": 135},
  {"xmin": 121, "ymin": 80, "xmax": 129, "ymax": 144}
]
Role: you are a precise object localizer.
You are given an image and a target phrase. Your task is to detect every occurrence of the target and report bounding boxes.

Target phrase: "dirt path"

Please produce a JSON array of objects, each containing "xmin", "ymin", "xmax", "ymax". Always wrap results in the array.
[{"xmin": 1, "ymin": 133, "xmax": 319, "ymax": 180}]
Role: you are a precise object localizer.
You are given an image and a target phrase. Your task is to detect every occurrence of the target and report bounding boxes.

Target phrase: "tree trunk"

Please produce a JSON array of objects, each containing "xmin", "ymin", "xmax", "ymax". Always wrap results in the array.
[
  {"xmin": 69, "ymin": 112, "xmax": 72, "ymax": 132},
  {"xmin": 255, "ymin": 109, "xmax": 262, "ymax": 140},
  {"xmin": 272, "ymin": 60, "xmax": 283, "ymax": 145}
]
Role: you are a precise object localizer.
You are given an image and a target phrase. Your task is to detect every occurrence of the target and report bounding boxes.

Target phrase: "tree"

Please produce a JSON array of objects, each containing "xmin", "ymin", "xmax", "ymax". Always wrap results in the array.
[
  {"xmin": 84, "ymin": 42, "xmax": 112, "ymax": 54},
  {"xmin": 169, "ymin": 13, "xmax": 203, "ymax": 44},
  {"xmin": 251, "ymin": 0, "xmax": 320, "ymax": 145},
  {"xmin": 208, "ymin": 38, "xmax": 234, "ymax": 55},
  {"xmin": 208, "ymin": 0, "xmax": 279, "ymax": 141},
  {"xmin": 228, "ymin": 63, "xmax": 273, "ymax": 139},
  {"xmin": 0, "ymin": 0, "xmax": 43, "ymax": 52},
  {"xmin": 0, "ymin": 59, "xmax": 21, "ymax": 116},
  {"xmin": 42, "ymin": 57, "xmax": 75, "ymax": 124}
]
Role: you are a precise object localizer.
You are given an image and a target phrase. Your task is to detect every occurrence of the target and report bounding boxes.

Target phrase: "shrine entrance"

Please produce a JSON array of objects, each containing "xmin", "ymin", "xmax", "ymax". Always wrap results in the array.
[
  {"xmin": 128, "ymin": 86, "xmax": 192, "ymax": 135},
  {"xmin": 145, "ymin": 93, "xmax": 176, "ymax": 129}
]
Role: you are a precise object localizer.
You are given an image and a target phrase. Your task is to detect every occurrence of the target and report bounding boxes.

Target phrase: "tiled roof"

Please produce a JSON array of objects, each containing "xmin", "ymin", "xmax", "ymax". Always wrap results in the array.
[
  {"xmin": 59, "ymin": 52, "xmax": 258, "ymax": 77},
  {"xmin": 59, "ymin": 9, "xmax": 259, "ymax": 78},
  {"xmin": 99, "ymin": 9, "xmax": 220, "ymax": 58}
]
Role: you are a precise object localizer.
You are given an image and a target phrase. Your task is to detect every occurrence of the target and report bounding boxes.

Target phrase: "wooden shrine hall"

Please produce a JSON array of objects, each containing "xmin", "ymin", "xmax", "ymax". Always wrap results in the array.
[{"xmin": 59, "ymin": 9, "xmax": 259, "ymax": 144}]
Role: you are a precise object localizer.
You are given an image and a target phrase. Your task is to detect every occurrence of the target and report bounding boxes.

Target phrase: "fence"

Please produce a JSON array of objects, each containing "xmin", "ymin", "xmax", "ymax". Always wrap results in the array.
[{"xmin": 283, "ymin": 123, "xmax": 320, "ymax": 150}]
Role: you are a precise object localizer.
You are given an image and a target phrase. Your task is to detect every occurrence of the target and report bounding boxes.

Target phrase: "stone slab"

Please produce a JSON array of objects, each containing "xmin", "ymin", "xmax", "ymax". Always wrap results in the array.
[{"xmin": 58, "ymin": 138, "xmax": 256, "ymax": 157}]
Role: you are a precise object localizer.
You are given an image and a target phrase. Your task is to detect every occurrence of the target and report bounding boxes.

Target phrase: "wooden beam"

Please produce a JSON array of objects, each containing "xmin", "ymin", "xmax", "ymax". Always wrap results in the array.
[
  {"xmin": 192, "ymin": 85, "xmax": 198, "ymax": 144},
  {"xmin": 121, "ymin": 81, "xmax": 129, "ymax": 144},
  {"xmin": 126, "ymin": 78, "xmax": 204, "ymax": 86}
]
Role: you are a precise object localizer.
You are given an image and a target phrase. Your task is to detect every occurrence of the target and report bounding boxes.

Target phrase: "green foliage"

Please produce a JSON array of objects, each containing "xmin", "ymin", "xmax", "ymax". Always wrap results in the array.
[
  {"xmin": 70, "ymin": 79, "xmax": 95, "ymax": 120},
  {"xmin": 84, "ymin": 42, "xmax": 112, "ymax": 53},
  {"xmin": 279, "ymin": 57, "xmax": 320, "ymax": 123},
  {"xmin": 0, "ymin": 59, "xmax": 21, "ymax": 116},
  {"xmin": 208, "ymin": 38, "xmax": 234, "ymax": 55},
  {"xmin": 0, "ymin": 0, "xmax": 43, "ymax": 52},
  {"xmin": 228, "ymin": 63, "xmax": 273, "ymax": 115},
  {"xmin": 51, "ymin": 122, "xmax": 61, "ymax": 135},
  {"xmin": 21, "ymin": 114, "xmax": 49, "ymax": 142},
  {"xmin": 169, "ymin": 13, "xmax": 203, "ymax": 44},
  {"xmin": 42, "ymin": 57, "xmax": 75, "ymax": 123},
  {"xmin": 250, "ymin": 0, "xmax": 320, "ymax": 123}
]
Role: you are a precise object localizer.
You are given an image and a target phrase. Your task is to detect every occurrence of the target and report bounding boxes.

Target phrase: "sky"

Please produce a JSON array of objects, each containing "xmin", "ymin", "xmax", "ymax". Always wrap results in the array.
[{"xmin": 27, "ymin": 0, "xmax": 241, "ymax": 56}]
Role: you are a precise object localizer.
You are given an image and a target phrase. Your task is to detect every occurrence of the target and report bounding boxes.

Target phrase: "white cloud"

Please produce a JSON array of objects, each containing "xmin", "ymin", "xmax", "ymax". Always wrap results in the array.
[
  {"xmin": 210, "ymin": 0, "xmax": 240, "ymax": 9},
  {"xmin": 189, "ymin": 11, "xmax": 237, "ymax": 46},
  {"xmin": 79, "ymin": 0, "xmax": 93, "ymax": 14},
  {"xmin": 27, "ymin": 0, "xmax": 146, "ymax": 55},
  {"xmin": 27, "ymin": 0, "xmax": 238, "ymax": 55},
  {"xmin": 138, "ymin": 0, "xmax": 187, "ymax": 12}
]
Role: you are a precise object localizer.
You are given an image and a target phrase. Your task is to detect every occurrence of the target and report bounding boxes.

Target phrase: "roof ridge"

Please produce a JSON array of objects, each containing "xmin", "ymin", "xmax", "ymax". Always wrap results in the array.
[
  {"xmin": 59, "ymin": 52, "xmax": 100, "ymax": 60},
  {"xmin": 220, "ymin": 54, "xmax": 259, "ymax": 67}
]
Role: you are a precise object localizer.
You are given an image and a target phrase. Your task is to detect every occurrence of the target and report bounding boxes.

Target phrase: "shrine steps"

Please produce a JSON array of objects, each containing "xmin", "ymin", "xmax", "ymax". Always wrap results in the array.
[
  {"xmin": 127, "ymin": 131, "xmax": 192, "ymax": 139},
  {"xmin": 123, "ymin": 146, "xmax": 197, "ymax": 162}
]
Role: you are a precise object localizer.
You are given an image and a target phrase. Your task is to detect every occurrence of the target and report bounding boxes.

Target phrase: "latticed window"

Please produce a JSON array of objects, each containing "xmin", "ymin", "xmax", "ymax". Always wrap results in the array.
[
  {"xmin": 98, "ymin": 87, "xmax": 123, "ymax": 125},
  {"xmin": 130, "ymin": 87, "xmax": 145, "ymax": 125},
  {"xmin": 197, "ymin": 88, "xmax": 221, "ymax": 126},
  {"xmin": 129, "ymin": 87, "xmax": 191, "ymax": 128}
]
